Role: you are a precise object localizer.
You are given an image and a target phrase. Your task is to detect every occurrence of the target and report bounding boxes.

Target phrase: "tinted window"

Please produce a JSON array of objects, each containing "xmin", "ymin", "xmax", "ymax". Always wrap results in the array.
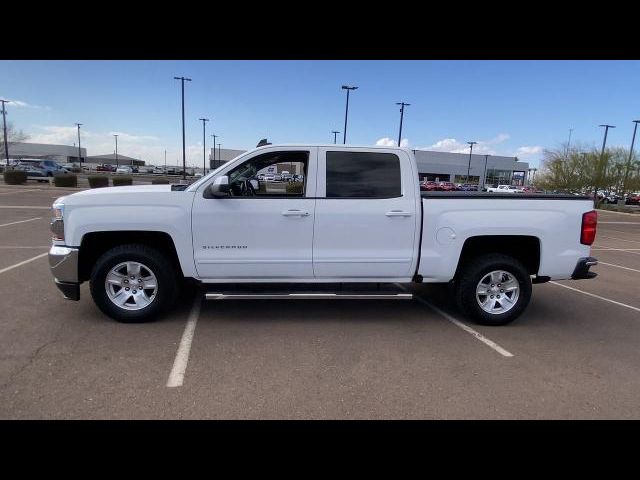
[{"xmin": 326, "ymin": 151, "xmax": 401, "ymax": 198}]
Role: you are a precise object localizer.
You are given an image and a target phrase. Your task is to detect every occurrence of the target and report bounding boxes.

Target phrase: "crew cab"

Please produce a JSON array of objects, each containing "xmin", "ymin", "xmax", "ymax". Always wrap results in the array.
[{"xmin": 48, "ymin": 145, "xmax": 598, "ymax": 326}]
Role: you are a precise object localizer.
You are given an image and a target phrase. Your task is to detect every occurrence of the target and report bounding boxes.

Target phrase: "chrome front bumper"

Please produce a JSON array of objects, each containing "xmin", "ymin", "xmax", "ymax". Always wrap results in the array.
[{"xmin": 49, "ymin": 246, "xmax": 80, "ymax": 300}]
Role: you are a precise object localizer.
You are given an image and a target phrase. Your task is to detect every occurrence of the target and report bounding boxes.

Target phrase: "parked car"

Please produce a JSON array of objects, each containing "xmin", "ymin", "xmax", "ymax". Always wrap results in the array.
[
  {"xmin": 263, "ymin": 174, "xmax": 275, "ymax": 181},
  {"xmin": 62, "ymin": 163, "xmax": 82, "ymax": 173},
  {"xmin": 15, "ymin": 163, "xmax": 48, "ymax": 182},
  {"xmin": 626, "ymin": 192, "xmax": 640, "ymax": 205},
  {"xmin": 487, "ymin": 184, "xmax": 523, "ymax": 193},
  {"xmin": 115, "ymin": 166, "xmax": 133, "ymax": 174},
  {"xmin": 97, "ymin": 164, "xmax": 116, "ymax": 172},
  {"xmin": 48, "ymin": 144, "xmax": 599, "ymax": 327},
  {"xmin": 16, "ymin": 159, "xmax": 68, "ymax": 177},
  {"xmin": 273, "ymin": 174, "xmax": 283, "ymax": 182},
  {"xmin": 459, "ymin": 183, "xmax": 479, "ymax": 191},
  {"xmin": 420, "ymin": 180, "xmax": 440, "ymax": 191},
  {"xmin": 438, "ymin": 182, "xmax": 458, "ymax": 191},
  {"xmin": 153, "ymin": 167, "xmax": 166, "ymax": 174}
]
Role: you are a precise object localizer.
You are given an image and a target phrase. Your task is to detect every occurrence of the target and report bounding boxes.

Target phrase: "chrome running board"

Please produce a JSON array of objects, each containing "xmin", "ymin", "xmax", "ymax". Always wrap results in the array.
[{"xmin": 205, "ymin": 292, "xmax": 413, "ymax": 300}]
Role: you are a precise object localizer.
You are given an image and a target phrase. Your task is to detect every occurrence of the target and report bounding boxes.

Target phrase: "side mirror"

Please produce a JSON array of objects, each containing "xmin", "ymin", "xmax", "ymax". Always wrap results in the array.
[{"xmin": 204, "ymin": 175, "xmax": 231, "ymax": 199}]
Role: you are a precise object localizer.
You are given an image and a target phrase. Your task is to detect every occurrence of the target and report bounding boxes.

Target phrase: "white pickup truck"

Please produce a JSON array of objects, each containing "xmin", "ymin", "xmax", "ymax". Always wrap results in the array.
[{"xmin": 48, "ymin": 145, "xmax": 598, "ymax": 326}]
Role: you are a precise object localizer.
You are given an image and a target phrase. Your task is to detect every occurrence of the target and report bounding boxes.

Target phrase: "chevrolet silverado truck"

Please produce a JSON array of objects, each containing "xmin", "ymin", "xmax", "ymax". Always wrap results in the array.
[{"xmin": 48, "ymin": 145, "xmax": 598, "ymax": 326}]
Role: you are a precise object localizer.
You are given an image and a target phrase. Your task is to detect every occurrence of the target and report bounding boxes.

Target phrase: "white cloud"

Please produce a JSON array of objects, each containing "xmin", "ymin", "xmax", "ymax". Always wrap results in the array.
[
  {"xmin": 375, "ymin": 137, "xmax": 396, "ymax": 146},
  {"xmin": 0, "ymin": 97, "xmax": 51, "ymax": 110},
  {"xmin": 515, "ymin": 146, "xmax": 543, "ymax": 158},
  {"xmin": 375, "ymin": 137, "xmax": 410, "ymax": 147},
  {"xmin": 419, "ymin": 133, "xmax": 511, "ymax": 155}
]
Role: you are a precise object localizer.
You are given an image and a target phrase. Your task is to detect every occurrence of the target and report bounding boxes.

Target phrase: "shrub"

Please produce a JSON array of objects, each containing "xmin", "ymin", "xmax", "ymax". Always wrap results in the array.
[
  {"xmin": 88, "ymin": 175, "xmax": 109, "ymax": 188},
  {"xmin": 286, "ymin": 181, "xmax": 304, "ymax": 194},
  {"xmin": 54, "ymin": 173, "xmax": 77, "ymax": 187},
  {"xmin": 3, "ymin": 169, "xmax": 27, "ymax": 185},
  {"xmin": 112, "ymin": 176, "xmax": 133, "ymax": 186},
  {"xmin": 151, "ymin": 179, "xmax": 170, "ymax": 185}
]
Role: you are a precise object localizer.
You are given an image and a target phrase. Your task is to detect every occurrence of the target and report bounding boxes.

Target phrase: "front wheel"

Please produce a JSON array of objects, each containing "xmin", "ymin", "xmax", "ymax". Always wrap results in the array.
[
  {"xmin": 90, "ymin": 244, "xmax": 179, "ymax": 323},
  {"xmin": 455, "ymin": 254, "xmax": 532, "ymax": 326}
]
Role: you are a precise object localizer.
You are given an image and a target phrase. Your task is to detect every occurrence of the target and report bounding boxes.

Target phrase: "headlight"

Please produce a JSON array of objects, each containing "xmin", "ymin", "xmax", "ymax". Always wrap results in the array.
[{"xmin": 51, "ymin": 202, "xmax": 65, "ymax": 241}]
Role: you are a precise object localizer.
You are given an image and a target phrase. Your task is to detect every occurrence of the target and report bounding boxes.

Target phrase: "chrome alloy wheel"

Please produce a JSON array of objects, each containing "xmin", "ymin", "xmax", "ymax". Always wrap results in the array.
[
  {"xmin": 475, "ymin": 270, "xmax": 520, "ymax": 315},
  {"xmin": 105, "ymin": 261, "xmax": 158, "ymax": 311}
]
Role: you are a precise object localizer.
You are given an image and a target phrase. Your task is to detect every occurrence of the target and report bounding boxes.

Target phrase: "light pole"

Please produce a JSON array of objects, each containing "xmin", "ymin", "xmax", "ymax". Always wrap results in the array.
[
  {"xmin": 567, "ymin": 128, "xmax": 573, "ymax": 155},
  {"xmin": 75, "ymin": 123, "xmax": 83, "ymax": 167},
  {"xmin": 0, "ymin": 99, "xmax": 9, "ymax": 166},
  {"xmin": 332, "ymin": 131, "xmax": 340, "ymax": 144},
  {"xmin": 623, "ymin": 120, "xmax": 640, "ymax": 196},
  {"xmin": 596, "ymin": 124, "xmax": 615, "ymax": 207},
  {"xmin": 199, "ymin": 118, "xmax": 209, "ymax": 175},
  {"xmin": 341, "ymin": 85, "xmax": 358, "ymax": 144},
  {"xmin": 174, "ymin": 76, "xmax": 192, "ymax": 181},
  {"xmin": 113, "ymin": 134, "xmax": 119, "ymax": 167},
  {"xmin": 482, "ymin": 154, "xmax": 490, "ymax": 189},
  {"xmin": 211, "ymin": 134, "xmax": 218, "ymax": 168},
  {"xmin": 466, "ymin": 141, "xmax": 477, "ymax": 183},
  {"xmin": 396, "ymin": 102, "xmax": 410, "ymax": 147}
]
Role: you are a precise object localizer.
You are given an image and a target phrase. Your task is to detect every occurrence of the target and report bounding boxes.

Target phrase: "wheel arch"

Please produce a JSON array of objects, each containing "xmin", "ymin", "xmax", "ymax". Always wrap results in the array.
[
  {"xmin": 78, "ymin": 231, "xmax": 184, "ymax": 283},
  {"xmin": 454, "ymin": 235, "xmax": 541, "ymax": 279}
]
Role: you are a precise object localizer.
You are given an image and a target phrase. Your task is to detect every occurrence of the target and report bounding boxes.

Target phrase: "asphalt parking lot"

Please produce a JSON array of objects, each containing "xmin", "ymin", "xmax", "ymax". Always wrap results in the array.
[{"xmin": 1, "ymin": 183, "xmax": 640, "ymax": 419}]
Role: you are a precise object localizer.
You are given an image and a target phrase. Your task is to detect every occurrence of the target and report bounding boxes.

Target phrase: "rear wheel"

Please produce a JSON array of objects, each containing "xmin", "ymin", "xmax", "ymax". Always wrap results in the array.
[
  {"xmin": 455, "ymin": 254, "xmax": 532, "ymax": 326},
  {"xmin": 90, "ymin": 244, "xmax": 178, "ymax": 323}
]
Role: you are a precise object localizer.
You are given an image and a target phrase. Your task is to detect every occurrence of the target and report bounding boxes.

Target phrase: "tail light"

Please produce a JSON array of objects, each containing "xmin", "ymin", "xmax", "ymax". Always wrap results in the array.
[{"xmin": 581, "ymin": 210, "xmax": 597, "ymax": 245}]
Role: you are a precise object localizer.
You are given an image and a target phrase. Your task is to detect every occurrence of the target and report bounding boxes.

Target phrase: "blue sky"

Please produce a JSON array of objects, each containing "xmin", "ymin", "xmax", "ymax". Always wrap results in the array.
[{"xmin": 1, "ymin": 60, "xmax": 640, "ymax": 167}]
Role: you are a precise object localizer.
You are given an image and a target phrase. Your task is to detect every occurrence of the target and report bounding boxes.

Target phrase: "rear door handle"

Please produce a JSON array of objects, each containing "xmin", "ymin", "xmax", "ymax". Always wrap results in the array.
[
  {"xmin": 282, "ymin": 209, "xmax": 310, "ymax": 217},
  {"xmin": 385, "ymin": 210, "xmax": 413, "ymax": 217}
]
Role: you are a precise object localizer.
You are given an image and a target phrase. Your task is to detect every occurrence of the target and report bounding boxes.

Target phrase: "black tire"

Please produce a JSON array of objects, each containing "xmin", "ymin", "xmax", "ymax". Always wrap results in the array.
[
  {"xmin": 90, "ymin": 243, "xmax": 179, "ymax": 323},
  {"xmin": 455, "ymin": 253, "xmax": 532, "ymax": 326}
]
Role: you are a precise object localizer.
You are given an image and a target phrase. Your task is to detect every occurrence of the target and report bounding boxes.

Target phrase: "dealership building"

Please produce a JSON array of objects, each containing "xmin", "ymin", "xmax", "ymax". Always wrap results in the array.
[
  {"xmin": 210, "ymin": 146, "xmax": 529, "ymax": 187},
  {"xmin": 4, "ymin": 142, "xmax": 87, "ymax": 164},
  {"xmin": 413, "ymin": 150, "xmax": 529, "ymax": 187}
]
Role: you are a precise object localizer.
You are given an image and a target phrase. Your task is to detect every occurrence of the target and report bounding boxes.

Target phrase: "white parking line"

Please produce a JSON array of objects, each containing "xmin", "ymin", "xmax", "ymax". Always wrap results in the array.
[
  {"xmin": 592, "ymin": 247, "xmax": 640, "ymax": 256},
  {"xmin": 596, "ymin": 261, "xmax": 640, "ymax": 274},
  {"xmin": 395, "ymin": 284, "xmax": 513, "ymax": 357},
  {"xmin": 0, "ymin": 206, "xmax": 50, "ymax": 210},
  {"xmin": 599, "ymin": 235, "xmax": 640, "ymax": 245},
  {"xmin": 599, "ymin": 221, "xmax": 640, "ymax": 225},
  {"xmin": 0, "ymin": 252, "xmax": 48, "ymax": 275},
  {"xmin": 167, "ymin": 295, "xmax": 202, "ymax": 388},
  {"xmin": 0, "ymin": 217, "xmax": 42, "ymax": 228},
  {"xmin": 0, "ymin": 246, "xmax": 50, "ymax": 249},
  {"xmin": 0, "ymin": 189, "xmax": 41, "ymax": 195},
  {"xmin": 550, "ymin": 281, "xmax": 640, "ymax": 313}
]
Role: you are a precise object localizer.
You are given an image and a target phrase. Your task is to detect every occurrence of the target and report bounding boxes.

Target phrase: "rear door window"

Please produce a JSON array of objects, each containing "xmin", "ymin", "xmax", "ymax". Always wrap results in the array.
[{"xmin": 325, "ymin": 151, "xmax": 401, "ymax": 198}]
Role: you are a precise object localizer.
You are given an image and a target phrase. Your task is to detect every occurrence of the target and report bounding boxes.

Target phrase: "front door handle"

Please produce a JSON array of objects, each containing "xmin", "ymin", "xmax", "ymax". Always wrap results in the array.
[
  {"xmin": 282, "ymin": 209, "xmax": 310, "ymax": 217},
  {"xmin": 385, "ymin": 210, "xmax": 413, "ymax": 217}
]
